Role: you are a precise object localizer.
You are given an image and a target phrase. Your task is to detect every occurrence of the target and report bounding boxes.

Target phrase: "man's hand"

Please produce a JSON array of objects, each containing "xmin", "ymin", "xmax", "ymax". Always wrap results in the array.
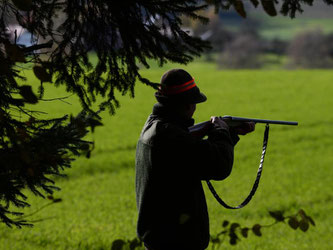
[
  {"xmin": 234, "ymin": 122, "xmax": 255, "ymax": 135},
  {"xmin": 211, "ymin": 116, "xmax": 229, "ymax": 131}
]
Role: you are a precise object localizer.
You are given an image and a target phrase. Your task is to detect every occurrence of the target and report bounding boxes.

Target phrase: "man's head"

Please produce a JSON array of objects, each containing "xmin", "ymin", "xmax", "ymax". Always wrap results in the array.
[
  {"xmin": 155, "ymin": 69, "xmax": 206, "ymax": 119},
  {"xmin": 155, "ymin": 69, "xmax": 206, "ymax": 104}
]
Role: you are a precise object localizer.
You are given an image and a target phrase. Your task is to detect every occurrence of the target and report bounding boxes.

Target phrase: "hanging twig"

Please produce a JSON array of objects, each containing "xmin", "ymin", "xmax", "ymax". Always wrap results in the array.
[{"xmin": 40, "ymin": 94, "xmax": 73, "ymax": 105}]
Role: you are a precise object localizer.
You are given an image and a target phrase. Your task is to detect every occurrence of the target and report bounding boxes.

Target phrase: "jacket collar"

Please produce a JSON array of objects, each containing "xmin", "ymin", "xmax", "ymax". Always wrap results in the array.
[{"xmin": 152, "ymin": 103, "xmax": 194, "ymax": 129}]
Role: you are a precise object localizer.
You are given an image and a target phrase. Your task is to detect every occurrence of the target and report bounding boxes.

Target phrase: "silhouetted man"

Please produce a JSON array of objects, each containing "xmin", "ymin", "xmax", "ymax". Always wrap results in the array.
[{"xmin": 135, "ymin": 69, "xmax": 254, "ymax": 250}]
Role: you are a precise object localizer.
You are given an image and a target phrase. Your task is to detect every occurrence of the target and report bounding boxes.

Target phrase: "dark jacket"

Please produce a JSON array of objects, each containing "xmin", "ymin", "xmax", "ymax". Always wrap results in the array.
[{"xmin": 135, "ymin": 103, "xmax": 239, "ymax": 250}]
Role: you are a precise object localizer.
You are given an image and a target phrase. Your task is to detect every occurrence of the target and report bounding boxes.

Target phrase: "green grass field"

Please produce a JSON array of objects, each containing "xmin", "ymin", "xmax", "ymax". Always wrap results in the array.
[{"xmin": 1, "ymin": 61, "xmax": 333, "ymax": 249}]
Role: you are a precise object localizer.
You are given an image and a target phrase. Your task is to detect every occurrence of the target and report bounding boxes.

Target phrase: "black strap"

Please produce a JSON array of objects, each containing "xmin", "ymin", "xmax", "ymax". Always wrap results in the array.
[{"xmin": 206, "ymin": 124, "xmax": 270, "ymax": 209}]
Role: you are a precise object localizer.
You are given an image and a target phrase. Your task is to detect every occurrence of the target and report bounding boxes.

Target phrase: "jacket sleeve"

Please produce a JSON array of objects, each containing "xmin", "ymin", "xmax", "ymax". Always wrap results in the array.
[
  {"xmin": 200, "ymin": 127, "xmax": 239, "ymax": 180},
  {"xmin": 156, "ymin": 124, "xmax": 239, "ymax": 181}
]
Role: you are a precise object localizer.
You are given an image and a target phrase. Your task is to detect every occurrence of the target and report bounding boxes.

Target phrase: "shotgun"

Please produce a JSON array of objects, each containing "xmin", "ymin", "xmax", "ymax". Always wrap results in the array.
[
  {"xmin": 189, "ymin": 115, "xmax": 298, "ymax": 133},
  {"xmin": 188, "ymin": 115, "xmax": 298, "ymax": 209}
]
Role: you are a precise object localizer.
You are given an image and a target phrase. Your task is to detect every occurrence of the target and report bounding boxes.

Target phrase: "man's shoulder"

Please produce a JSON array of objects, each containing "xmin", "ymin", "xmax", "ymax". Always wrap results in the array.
[{"xmin": 140, "ymin": 116, "xmax": 187, "ymax": 146}]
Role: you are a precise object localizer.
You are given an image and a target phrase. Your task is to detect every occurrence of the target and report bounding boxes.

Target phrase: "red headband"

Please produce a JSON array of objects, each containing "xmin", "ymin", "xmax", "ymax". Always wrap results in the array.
[{"xmin": 159, "ymin": 79, "xmax": 196, "ymax": 95}]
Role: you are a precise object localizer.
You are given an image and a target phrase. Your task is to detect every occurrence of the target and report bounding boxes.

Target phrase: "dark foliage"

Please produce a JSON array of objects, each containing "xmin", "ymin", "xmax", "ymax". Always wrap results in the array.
[
  {"xmin": 209, "ymin": 209, "xmax": 316, "ymax": 247},
  {"xmin": 193, "ymin": 12, "xmax": 236, "ymax": 53},
  {"xmin": 263, "ymin": 38, "xmax": 288, "ymax": 55},
  {"xmin": 207, "ymin": 0, "xmax": 333, "ymax": 18},
  {"xmin": 109, "ymin": 209, "xmax": 316, "ymax": 249},
  {"xmin": 1, "ymin": 0, "xmax": 333, "ymax": 228},
  {"xmin": 0, "ymin": 0, "xmax": 210, "ymax": 228}
]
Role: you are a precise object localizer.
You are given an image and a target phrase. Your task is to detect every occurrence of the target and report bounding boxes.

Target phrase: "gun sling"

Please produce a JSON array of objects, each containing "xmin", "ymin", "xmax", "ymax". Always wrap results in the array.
[{"xmin": 206, "ymin": 124, "xmax": 270, "ymax": 209}]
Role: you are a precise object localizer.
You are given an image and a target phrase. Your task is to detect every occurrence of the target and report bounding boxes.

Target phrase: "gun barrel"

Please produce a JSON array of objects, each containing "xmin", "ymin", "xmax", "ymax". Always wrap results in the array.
[
  {"xmin": 222, "ymin": 116, "xmax": 298, "ymax": 126},
  {"xmin": 188, "ymin": 116, "xmax": 298, "ymax": 133}
]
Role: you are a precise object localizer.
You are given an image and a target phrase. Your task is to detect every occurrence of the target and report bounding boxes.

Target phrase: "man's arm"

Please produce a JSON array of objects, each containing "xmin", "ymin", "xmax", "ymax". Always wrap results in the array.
[{"xmin": 188, "ymin": 117, "xmax": 255, "ymax": 180}]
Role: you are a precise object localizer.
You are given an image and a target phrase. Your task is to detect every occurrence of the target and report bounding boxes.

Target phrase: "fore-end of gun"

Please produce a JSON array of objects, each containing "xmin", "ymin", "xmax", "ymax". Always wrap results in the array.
[
  {"xmin": 222, "ymin": 115, "xmax": 298, "ymax": 126},
  {"xmin": 188, "ymin": 116, "xmax": 298, "ymax": 133}
]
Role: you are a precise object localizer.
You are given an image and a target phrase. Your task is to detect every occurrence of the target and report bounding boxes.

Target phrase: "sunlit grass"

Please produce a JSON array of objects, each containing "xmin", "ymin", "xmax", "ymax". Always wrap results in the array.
[{"xmin": 1, "ymin": 62, "xmax": 333, "ymax": 249}]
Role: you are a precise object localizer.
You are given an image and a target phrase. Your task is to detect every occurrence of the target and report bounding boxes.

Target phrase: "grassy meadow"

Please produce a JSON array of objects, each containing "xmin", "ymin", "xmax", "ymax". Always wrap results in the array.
[{"xmin": 1, "ymin": 61, "xmax": 333, "ymax": 249}]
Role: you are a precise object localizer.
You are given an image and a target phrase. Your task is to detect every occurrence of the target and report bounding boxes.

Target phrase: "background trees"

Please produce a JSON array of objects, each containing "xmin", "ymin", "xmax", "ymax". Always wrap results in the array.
[
  {"xmin": 183, "ymin": 1, "xmax": 333, "ymax": 69},
  {"xmin": 287, "ymin": 29, "xmax": 333, "ymax": 68},
  {"xmin": 1, "ymin": 0, "xmax": 333, "ymax": 227},
  {"xmin": 217, "ymin": 32, "xmax": 263, "ymax": 69}
]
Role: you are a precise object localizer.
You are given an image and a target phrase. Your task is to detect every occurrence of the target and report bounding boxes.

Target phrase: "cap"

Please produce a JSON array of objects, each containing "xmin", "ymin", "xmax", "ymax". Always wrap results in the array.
[{"xmin": 155, "ymin": 69, "xmax": 207, "ymax": 104}]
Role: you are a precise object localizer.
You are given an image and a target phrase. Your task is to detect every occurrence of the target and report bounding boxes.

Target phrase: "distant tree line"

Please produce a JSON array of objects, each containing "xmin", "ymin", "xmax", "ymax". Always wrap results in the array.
[
  {"xmin": 184, "ymin": 10, "xmax": 333, "ymax": 69},
  {"xmin": 216, "ymin": 28, "xmax": 333, "ymax": 69},
  {"xmin": 287, "ymin": 29, "xmax": 333, "ymax": 68}
]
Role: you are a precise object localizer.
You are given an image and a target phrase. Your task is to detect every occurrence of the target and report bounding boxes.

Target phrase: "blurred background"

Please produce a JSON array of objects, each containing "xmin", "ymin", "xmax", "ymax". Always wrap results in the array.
[{"xmin": 180, "ymin": 1, "xmax": 333, "ymax": 69}]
